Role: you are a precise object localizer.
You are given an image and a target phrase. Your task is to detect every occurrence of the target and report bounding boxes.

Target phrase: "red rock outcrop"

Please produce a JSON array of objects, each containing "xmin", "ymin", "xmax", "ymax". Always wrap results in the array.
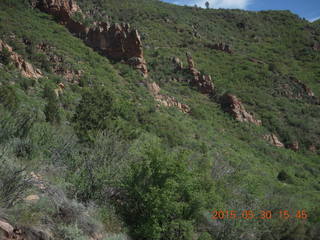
[
  {"xmin": 205, "ymin": 42, "xmax": 233, "ymax": 54},
  {"xmin": 186, "ymin": 53, "xmax": 214, "ymax": 95},
  {"xmin": 263, "ymin": 134, "xmax": 284, "ymax": 148},
  {"xmin": 0, "ymin": 40, "xmax": 43, "ymax": 79},
  {"xmin": 220, "ymin": 93, "xmax": 262, "ymax": 126},
  {"xmin": 147, "ymin": 82, "xmax": 190, "ymax": 113},
  {"xmin": 32, "ymin": 0, "xmax": 148, "ymax": 76}
]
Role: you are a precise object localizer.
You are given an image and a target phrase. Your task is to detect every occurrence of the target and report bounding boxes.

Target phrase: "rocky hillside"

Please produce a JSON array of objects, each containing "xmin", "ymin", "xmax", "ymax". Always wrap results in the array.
[{"xmin": 0, "ymin": 0, "xmax": 319, "ymax": 239}]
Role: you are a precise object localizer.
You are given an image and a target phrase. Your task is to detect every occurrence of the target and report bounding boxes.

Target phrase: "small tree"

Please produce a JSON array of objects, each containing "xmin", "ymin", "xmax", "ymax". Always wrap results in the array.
[
  {"xmin": 205, "ymin": 1, "xmax": 210, "ymax": 9},
  {"xmin": 43, "ymin": 85, "xmax": 60, "ymax": 124},
  {"xmin": 121, "ymin": 143, "xmax": 209, "ymax": 240}
]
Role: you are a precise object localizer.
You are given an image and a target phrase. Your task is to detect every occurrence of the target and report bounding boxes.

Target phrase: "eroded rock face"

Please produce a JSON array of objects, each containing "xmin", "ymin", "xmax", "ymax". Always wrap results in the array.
[
  {"xmin": 186, "ymin": 53, "xmax": 214, "ymax": 95},
  {"xmin": 263, "ymin": 134, "xmax": 284, "ymax": 148},
  {"xmin": 147, "ymin": 82, "xmax": 190, "ymax": 113},
  {"xmin": 0, "ymin": 40, "xmax": 43, "ymax": 79},
  {"xmin": 32, "ymin": 0, "xmax": 148, "ymax": 76},
  {"xmin": 220, "ymin": 93, "xmax": 262, "ymax": 126}
]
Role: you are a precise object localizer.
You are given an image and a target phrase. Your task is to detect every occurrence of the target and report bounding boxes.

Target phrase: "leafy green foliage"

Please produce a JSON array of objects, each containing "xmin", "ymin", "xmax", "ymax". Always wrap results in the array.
[
  {"xmin": 0, "ymin": 85, "xmax": 19, "ymax": 110},
  {"xmin": 121, "ymin": 139, "xmax": 211, "ymax": 240},
  {"xmin": 43, "ymin": 85, "xmax": 61, "ymax": 124},
  {"xmin": 0, "ymin": 0, "xmax": 319, "ymax": 239}
]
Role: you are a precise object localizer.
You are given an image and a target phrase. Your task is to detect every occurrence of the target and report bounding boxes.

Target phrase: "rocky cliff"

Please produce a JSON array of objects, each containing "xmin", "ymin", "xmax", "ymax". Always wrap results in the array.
[{"xmin": 32, "ymin": 0, "xmax": 148, "ymax": 76}]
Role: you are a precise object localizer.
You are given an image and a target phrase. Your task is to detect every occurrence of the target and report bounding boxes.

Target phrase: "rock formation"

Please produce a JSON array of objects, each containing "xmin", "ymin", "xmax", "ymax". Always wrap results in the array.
[
  {"xmin": 147, "ymin": 82, "xmax": 191, "ymax": 113},
  {"xmin": 0, "ymin": 219, "xmax": 51, "ymax": 240},
  {"xmin": 287, "ymin": 141, "xmax": 299, "ymax": 152},
  {"xmin": 263, "ymin": 134, "xmax": 284, "ymax": 147},
  {"xmin": 220, "ymin": 93, "xmax": 262, "ymax": 126},
  {"xmin": 186, "ymin": 52, "xmax": 214, "ymax": 95},
  {"xmin": 32, "ymin": 0, "xmax": 148, "ymax": 76},
  {"xmin": 37, "ymin": 43, "xmax": 83, "ymax": 82},
  {"xmin": 291, "ymin": 77, "xmax": 315, "ymax": 97},
  {"xmin": 205, "ymin": 42, "xmax": 233, "ymax": 54},
  {"xmin": 0, "ymin": 219, "xmax": 14, "ymax": 239},
  {"xmin": 0, "ymin": 40, "xmax": 43, "ymax": 79}
]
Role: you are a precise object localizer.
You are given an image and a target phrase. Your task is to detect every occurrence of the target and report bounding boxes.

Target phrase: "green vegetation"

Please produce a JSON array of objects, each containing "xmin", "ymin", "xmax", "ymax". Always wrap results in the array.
[{"xmin": 0, "ymin": 0, "xmax": 319, "ymax": 239}]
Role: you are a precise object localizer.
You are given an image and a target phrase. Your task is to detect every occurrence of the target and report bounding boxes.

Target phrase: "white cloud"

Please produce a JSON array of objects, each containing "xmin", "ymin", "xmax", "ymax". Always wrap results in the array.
[
  {"xmin": 197, "ymin": 0, "xmax": 251, "ymax": 9},
  {"xmin": 171, "ymin": 0, "xmax": 252, "ymax": 9},
  {"xmin": 309, "ymin": 16, "xmax": 320, "ymax": 22}
]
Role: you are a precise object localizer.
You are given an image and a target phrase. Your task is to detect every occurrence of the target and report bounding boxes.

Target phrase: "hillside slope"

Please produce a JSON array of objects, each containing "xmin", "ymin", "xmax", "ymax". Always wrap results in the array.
[{"xmin": 0, "ymin": 0, "xmax": 319, "ymax": 239}]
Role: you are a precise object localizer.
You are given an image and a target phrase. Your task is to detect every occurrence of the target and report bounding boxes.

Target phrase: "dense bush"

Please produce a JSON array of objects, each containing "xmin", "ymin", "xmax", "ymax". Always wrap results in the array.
[
  {"xmin": 0, "ymin": 155, "xmax": 30, "ymax": 208},
  {"xmin": 0, "ymin": 85, "xmax": 19, "ymax": 110},
  {"xmin": 121, "ymin": 138, "xmax": 210, "ymax": 240}
]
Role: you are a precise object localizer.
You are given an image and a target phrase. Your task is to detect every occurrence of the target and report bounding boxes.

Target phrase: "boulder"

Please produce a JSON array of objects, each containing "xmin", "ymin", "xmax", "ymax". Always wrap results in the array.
[
  {"xmin": 24, "ymin": 194, "xmax": 40, "ymax": 202},
  {"xmin": 220, "ymin": 93, "xmax": 262, "ymax": 126},
  {"xmin": 263, "ymin": 134, "xmax": 284, "ymax": 147},
  {"xmin": 0, "ymin": 220, "xmax": 14, "ymax": 238}
]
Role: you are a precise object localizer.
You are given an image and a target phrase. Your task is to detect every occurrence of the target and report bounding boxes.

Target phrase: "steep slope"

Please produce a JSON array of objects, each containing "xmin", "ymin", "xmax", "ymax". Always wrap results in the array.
[{"xmin": 0, "ymin": 0, "xmax": 319, "ymax": 240}]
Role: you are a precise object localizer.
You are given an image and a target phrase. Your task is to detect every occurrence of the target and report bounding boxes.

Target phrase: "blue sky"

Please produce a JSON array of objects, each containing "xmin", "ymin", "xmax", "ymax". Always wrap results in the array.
[{"xmin": 161, "ymin": 0, "xmax": 320, "ymax": 22}]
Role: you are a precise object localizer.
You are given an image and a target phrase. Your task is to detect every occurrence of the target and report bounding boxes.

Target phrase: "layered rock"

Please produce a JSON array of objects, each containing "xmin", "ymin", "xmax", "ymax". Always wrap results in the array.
[
  {"xmin": 205, "ymin": 42, "xmax": 233, "ymax": 54},
  {"xmin": 263, "ymin": 134, "xmax": 284, "ymax": 148},
  {"xmin": 32, "ymin": 0, "xmax": 148, "ymax": 76},
  {"xmin": 186, "ymin": 52, "xmax": 214, "ymax": 95},
  {"xmin": 147, "ymin": 82, "xmax": 190, "ymax": 113},
  {"xmin": 0, "ymin": 40, "xmax": 43, "ymax": 79},
  {"xmin": 220, "ymin": 93, "xmax": 262, "ymax": 126}
]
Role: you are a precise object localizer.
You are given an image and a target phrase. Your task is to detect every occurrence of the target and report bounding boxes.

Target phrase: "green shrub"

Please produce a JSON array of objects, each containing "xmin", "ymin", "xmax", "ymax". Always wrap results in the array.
[
  {"xmin": 0, "ymin": 47, "xmax": 11, "ymax": 65},
  {"xmin": 0, "ymin": 155, "xmax": 30, "ymax": 208},
  {"xmin": 0, "ymin": 85, "xmax": 19, "ymax": 110},
  {"xmin": 121, "ymin": 141, "xmax": 208, "ymax": 240},
  {"xmin": 43, "ymin": 85, "xmax": 61, "ymax": 124}
]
